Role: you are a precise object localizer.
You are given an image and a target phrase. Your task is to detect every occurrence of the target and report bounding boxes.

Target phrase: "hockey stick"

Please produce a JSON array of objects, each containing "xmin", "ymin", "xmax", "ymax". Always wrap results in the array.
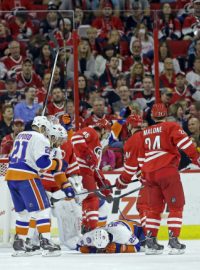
[
  {"xmin": 42, "ymin": 48, "xmax": 60, "ymax": 116},
  {"xmin": 50, "ymin": 184, "xmax": 143, "ymax": 205},
  {"xmin": 49, "ymin": 179, "xmax": 139, "ymax": 204},
  {"xmin": 95, "ymin": 185, "xmax": 144, "ymax": 203}
]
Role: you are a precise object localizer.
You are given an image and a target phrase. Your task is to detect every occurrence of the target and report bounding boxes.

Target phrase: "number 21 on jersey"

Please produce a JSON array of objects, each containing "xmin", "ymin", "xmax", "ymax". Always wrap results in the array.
[
  {"xmin": 145, "ymin": 135, "xmax": 161, "ymax": 150},
  {"xmin": 10, "ymin": 140, "xmax": 28, "ymax": 163}
]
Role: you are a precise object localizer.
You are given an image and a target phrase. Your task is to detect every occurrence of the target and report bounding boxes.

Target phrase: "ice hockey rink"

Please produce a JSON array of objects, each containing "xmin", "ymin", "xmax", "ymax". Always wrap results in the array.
[{"xmin": 0, "ymin": 240, "xmax": 200, "ymax": 270}]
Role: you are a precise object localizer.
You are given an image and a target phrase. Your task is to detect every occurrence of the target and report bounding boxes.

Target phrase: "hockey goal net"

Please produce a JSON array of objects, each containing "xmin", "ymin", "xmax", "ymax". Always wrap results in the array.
[{"xmin": 0, "ymin": 158, "xmax": 13, "ymax": 245}]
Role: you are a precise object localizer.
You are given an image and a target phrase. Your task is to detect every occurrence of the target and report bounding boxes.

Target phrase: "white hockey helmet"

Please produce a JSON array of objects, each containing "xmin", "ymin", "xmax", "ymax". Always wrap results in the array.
[
  {"xmin": 92, "ymin": 229, "xmax": 109, "ymax": 249},
  {"xmin": 32, "ymin": 116, "xmax": 51, "ymax": 135},
  {"xmin": 49, "ymin": 124, "xmax": 68, "ymax": 141}
]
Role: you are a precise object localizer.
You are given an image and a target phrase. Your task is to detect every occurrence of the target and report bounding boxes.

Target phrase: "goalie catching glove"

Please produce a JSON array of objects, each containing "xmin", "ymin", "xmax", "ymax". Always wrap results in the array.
[{"xmin": 68, "ymin": 175, "xmax": 88, "ymax": 203}]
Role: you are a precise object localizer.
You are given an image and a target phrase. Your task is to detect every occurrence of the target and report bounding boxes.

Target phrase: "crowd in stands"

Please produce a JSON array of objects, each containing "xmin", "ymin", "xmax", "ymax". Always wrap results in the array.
[{"xmin": 0, "ymin": 0, "xmax": 200, "ymax": 170}]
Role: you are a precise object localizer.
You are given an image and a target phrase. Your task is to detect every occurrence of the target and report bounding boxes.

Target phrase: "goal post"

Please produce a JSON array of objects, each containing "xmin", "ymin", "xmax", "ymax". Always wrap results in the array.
[{"xmin": 0, "ymin": 158, "xmax": 12, "ymax": 245}]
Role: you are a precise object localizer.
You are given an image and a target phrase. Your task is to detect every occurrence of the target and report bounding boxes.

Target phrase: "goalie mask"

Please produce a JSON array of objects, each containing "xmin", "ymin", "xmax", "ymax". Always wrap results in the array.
[{"xmin": 92, "ymin": 229, "xmax": 109, "ymax": 249}]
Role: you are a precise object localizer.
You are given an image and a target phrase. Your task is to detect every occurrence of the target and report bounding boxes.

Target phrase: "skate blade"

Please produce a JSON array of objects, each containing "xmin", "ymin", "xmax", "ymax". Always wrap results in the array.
[
  {"xmin": 42, "ymin": 250, "xmax": 61, "ymax": 257},
  {"xmin": 31, "ymin": 250, "xmax": 42, "ymax": 256},
  {"xmin": 168, "ymin": 248, "xmax": 185, "ymax": 255},
  {"xmin": 145, "ymin": 248, "xmax": 164, "ymax": 255},
  {"xmin": 139, "ymin": 246, "xmax": 146, "ymax": 253},
  {"xmin": 12, "ymin": 251, "xmax": 33, "ymax": 257}
]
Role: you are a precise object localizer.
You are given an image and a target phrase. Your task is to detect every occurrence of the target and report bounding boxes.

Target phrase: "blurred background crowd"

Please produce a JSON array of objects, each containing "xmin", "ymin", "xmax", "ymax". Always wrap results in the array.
[{"xmin": 0, "ymin": 0, "xmax": 200, "ymax": 170}]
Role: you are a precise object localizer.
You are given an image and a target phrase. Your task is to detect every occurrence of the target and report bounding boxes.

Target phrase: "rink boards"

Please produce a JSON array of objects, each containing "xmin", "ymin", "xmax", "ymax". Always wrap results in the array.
[{"xmin": 0, "ymin": 171, "xmax": 200, "ymax": 240}]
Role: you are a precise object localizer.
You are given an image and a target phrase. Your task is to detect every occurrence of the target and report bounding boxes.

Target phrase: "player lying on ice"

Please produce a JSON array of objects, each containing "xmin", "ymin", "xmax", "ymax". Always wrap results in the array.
[{"xmin": 77, "ymin": 219, "xmax": 145, "ymax": 253}]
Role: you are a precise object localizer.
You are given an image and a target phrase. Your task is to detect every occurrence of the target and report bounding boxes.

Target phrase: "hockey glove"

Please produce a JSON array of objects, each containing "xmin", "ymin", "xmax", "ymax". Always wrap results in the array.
[
  {"xmin": 115, "ymin": 176, "xmax": 128, "ymax": 190},
  {"xmin": 94, "ymin": 169, "xmax": 113, "ymax": 196},
  {"xmin": 61, "ymin": 182, "xmax": 75, "ymax": 199},
  {"xmin": 86, "ymin": 154, "xmax": 98, "ymax": 170}
]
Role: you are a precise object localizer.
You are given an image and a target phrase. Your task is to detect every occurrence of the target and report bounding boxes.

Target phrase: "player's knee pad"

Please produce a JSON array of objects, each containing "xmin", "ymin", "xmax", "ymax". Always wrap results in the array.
[
  {"xmin": 35, "ymin": 207, "xmax": 51, "ymax": 220},
  {"xmin": 16, "ymin": 210, "xmax": 32, "ymax": 222}
]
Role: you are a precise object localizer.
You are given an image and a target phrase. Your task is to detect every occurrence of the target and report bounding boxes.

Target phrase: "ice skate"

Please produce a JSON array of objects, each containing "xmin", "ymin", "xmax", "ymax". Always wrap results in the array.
[
  {"xmin": 140, "ymin": 239, "xmax": 146, "ymax": 252},
  {"xmin": 12, "ymin": 235, "xmax": 33, "ymax": 257},
  {"xmin": 168, "ymin": 237, "xmax": 186, "ymax": 255},
  {"xmin": 39, "ymin": 234, "xmax": 61, "ymax": 257},
  {"xmin": 145, "ymin": 237, "xmax": 164, "ymax": 255},
  {"xmin": 25, "ymin": 238, "xmax": 41, "ymax": 255}
]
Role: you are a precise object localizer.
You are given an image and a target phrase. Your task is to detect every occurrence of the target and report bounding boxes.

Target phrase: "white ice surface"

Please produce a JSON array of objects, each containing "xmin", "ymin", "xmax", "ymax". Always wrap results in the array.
[{"xmin": 0, "ymin": 240, "xmax": 200, "ymax": 270}]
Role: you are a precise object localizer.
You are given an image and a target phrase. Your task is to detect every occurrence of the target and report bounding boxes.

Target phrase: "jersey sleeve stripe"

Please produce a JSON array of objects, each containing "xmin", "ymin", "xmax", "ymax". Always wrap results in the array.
[
  {"xmin": 68, "ymin": 161, "xmax": 79, "ymax": 168},
  {"xmin": 181, "ymin": 140, "xmax": 193, "ymax": 150},
  {"xmin": 72, "ymin": 139, "xmax": 86, "ymax": 145},
  {"xmin": 124, "ymin": 164, "xmax": 138, "ymax": 170},
  {"xmin": 177, "ymin": 137, "xmax": 188, "ymax": 147},
  {"xmin": 144, "ymin": 152, "xmax": 167, "ymax": 162}
]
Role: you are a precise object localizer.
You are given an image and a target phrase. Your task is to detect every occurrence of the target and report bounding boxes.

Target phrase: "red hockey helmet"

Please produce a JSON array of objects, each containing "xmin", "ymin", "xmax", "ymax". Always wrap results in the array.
[
  {"xmin": 151, "ymin": 103, "xmax": 168, "ymax": 118},
  {"xmin": 126, "ymin": 114, "xmax": 143, "ymax": 128},
  {"xmin": 94, "ymin": 119, "xmax": 112, "ymax": 131}
]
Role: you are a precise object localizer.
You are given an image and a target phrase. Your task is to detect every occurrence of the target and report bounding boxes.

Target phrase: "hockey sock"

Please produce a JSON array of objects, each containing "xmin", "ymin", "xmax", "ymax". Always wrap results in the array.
[
  {"xmin": 35, "ymin": 208, "xmax": 51, "ymax": 239},
  {"xmin": 145, "ymin": 211, "xmax": 161, "ymax": 237},
  {"xmin": 167, "ymin": 211, "xmax": 183, "ymax": 238},
  {"xmin": 15, "ymin": 210, "xmax": 31, "ymax": 240}
]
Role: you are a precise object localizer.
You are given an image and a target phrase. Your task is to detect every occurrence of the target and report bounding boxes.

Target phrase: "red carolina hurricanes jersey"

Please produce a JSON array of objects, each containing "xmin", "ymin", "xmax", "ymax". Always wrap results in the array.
[
  {"xmin": 71, "ymin": 127, "xmax": 102, "ymax": 170},
  {"xmin": 16, "ymin": 72, "xmax": 42, "ymax": 90},
  {"xmin": 120, "ymin": 131, "xmax": 143, "ymax": 183},
  {"xmin": 2, "ymin": 55, "xmax": 23, "ymax": 73},
  {"xmin": 139, "ymin": 121, "xmax": 199, "ymax": 173},
  {"xmin": 61, "ymin": 140, "xmax": 80, "ymax": 177},
  {"xmin": 47, "ymin": 102, "xmax": 66, "ymax": 118}
]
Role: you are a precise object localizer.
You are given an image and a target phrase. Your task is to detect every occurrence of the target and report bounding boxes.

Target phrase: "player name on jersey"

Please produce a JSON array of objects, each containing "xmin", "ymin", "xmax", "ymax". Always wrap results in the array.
[{"xmin": 143, "ymin": 127, "xmax": 162, "ymax": 136}]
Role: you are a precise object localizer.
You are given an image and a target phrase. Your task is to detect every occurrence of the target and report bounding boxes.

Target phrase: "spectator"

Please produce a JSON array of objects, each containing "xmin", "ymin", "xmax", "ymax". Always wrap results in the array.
[
  {"xmin": 133, "ymin": 76, "xmax": 155, "ymax": 110},
  {"xmin": 16, "ymin": 58, "xmax": 43, "ymax": 91},
  {"xmin": 130, "ymin": 23, "xmax": 154, "ymax": 57},
  {"xmin": 39, "ymin": 3, "xmax": 61, "ymax": 36},
  {"xmin": 67, "ymin": 38, "xmax": 95, "ymax": 80},
  {"xmin": 182, "ymin": 0, "xmax": 200, "ymax": 40},
  {"xmin": 160, "ymin": 57, "xmax": 176, "ymax": 88},
  {"xmin": 99, "ymin": 55, "xmax": 120, "ymax": 89},
  {"xmin": 100, "ymin": 146, "xmax": 116, "ymax": 171},
  {"xmin": 80, "ymin": 87, "xmax": 101, "ymax": 118},
  {"xmin": 8, "ymin": 10, "xmax": 35, "ymax": 43},
  {"xmin": 86, "ymin": 27, "xmax": 100, "ymax": 56},
  {"xmin": 106, "ymin": 29, "xmax": 129, "ymax": 57},
  {"xmin": 83, "ymin": 97, "xmax": 113, "ymax": 126},
  {"xmin": 52, "ymin": 65, "xmax": 65, "ymax": 89},
  {"xmin": 92, "ymin": 1, "xmax": 124, "ymax": 39},
  {"xmin": 2, "ymin": 40, "xmax": 24, "ymax": 73},
  {"xmin": 189, "ymin": 101, "xmax": 200, "ymax": 119},
  {"xmin": 0, "ymin": 119, "xmax": 25, "ymax": 156},
  {"xmin": 171, "ymin": 72, "xmax": 200, "ymax": 104},
  {"xmin": 47, "ymin": 87, "xmax": 66, "ymax": 117},
  {"xmin": 123, "ymin": 39, "xmax": 151, "ymax": 72},
  {"xmin": 158, "ymin": 3, "xmax": 181, "ymax": 41},
  {"xmin": 129, "ymin": 62, "xmax": 145, "ymax": 89},
  {"xmin": 0, "ymin": 72, "xmax": 23, "ymax": 108},
  {"xmin": 34, "ymin": 43, "xmax": 54, "ymax": 78},
  {"xmin": 186, "ymin": 57, "xmax": 200, "ymax": 94},
  {"xmin": 112, "ymin": 85, "xmax": 132, "ymax": 115},
  {"xmin": 187, "ymin": 117, "xmax": 200, "ymax": 144},
  {"xmin": 36, "ymin": 72, "xmax": 51, "ymax": 104},
  {"xmin": 125, "ymin": 1, "xmax": 152, "ymax": 35},
  {"xmin": 169, "ymin": 102, "xmax": 186, "ymax": 127},
  {"xmin": 0, "ymin": 21, "xmax": 12, "ymax": 57},
  {"xmin": 0, "ymin": 104, "xmax": 13, "ymax": 143},
  {"xmin": 95, "ymin": 44, "xmax": 116, "ymax": 77},
  {"xmin": 188, "ymin": 39, "xmax": 200, "ymax": 70},
  {"xmin": 14, "ymin": 87, "xmax": 41, "ymax": 124},
  {"xmin": 152, "ymin": 41, "xmax": 180, "ymax": 75}
]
